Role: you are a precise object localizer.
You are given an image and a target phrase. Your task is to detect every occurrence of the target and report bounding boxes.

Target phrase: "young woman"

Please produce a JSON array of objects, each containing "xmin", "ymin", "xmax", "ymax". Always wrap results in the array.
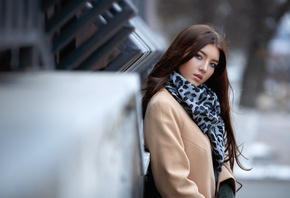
[{"xmin": 142, "ymin": 24, "xmax": 246, "ymax": 198}]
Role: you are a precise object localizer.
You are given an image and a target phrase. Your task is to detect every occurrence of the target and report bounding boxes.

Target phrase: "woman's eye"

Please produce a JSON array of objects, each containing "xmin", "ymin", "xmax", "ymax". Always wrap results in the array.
[
  {"xmin": 195, "ymin": 54, "xmax": 202, "ymax": 59},
  {"xmin": 210, "ymin": 63, "xmax": 217, "ymax": 68}
]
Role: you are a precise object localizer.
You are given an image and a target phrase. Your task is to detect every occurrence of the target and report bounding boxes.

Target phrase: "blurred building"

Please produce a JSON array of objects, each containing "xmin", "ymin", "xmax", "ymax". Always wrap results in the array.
[{"xmin": 0, "ymin": 0, "xmax": 164, "ymax": 197}]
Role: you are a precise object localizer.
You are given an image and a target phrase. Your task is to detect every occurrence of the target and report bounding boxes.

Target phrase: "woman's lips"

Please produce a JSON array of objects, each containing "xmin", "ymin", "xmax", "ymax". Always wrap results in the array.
[{"xmin": 194, "ymin": 74, "xmax": 203, "ymax": 81}]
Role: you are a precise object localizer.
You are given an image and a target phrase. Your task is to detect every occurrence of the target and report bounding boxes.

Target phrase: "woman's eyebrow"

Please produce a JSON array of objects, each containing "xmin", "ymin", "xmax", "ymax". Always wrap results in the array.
[{"xmin": 199, "ymin": 50, "xmax": 219, "ymax": 63}]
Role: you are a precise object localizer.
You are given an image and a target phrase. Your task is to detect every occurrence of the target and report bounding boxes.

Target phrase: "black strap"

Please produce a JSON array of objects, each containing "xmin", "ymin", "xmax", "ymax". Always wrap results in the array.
[{"xmin": 217, "ymin": 179, "xmax": 235, "ymax": 198}]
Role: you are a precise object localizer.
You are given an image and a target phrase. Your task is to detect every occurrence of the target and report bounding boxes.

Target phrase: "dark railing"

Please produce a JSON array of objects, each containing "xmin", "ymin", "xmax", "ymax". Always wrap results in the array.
[
  {"xmin": 0, "ymin": 0, "xmax": 163, "ymax": 80},
  {"xmin": 0, "ymin": 0, "xmax": 54, "ymax": 70}
]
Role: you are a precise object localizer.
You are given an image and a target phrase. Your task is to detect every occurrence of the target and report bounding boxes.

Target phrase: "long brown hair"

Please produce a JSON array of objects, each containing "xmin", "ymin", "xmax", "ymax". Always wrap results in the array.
[{"xmin": 142, "ymin": 24, "xmax": 247, "ymax": 171}]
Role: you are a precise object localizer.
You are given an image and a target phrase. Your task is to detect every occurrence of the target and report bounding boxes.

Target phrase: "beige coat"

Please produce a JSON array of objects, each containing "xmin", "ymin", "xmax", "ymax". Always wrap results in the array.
[{"xmin": 144, "ymin": 88, "xmax": 236, "ymax": 198}]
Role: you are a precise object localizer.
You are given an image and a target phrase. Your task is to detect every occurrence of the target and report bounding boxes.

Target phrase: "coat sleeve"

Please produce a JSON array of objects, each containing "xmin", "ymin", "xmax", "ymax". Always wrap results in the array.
[{"xmin": 144, "ymin": 98, "xmax": 205, "ymax": 198}]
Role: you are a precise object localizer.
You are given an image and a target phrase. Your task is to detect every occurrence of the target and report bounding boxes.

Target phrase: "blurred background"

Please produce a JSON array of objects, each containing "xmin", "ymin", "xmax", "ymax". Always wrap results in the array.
[{"xmin": 1, "ymin": 0, "xmax": 290, "ymax": 197}]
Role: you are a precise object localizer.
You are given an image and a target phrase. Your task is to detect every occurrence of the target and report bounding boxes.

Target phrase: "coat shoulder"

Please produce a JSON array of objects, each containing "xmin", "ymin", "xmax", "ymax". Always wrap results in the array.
[{"xmin": 148, "ymin": 88, "xmax": 181, "ymax": 111}]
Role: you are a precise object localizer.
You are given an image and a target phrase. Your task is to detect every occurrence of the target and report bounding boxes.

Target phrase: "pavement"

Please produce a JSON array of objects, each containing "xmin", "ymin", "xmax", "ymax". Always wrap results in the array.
[{"xmin": 232, "ymin": 109, "xmax": 290, "ymax": 198}]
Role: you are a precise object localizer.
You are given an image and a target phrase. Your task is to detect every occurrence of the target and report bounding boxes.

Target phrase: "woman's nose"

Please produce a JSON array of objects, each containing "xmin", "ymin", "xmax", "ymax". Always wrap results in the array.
[{"xmin": 199, "ymin": 62, "xmax": 208, "ymax": 72}]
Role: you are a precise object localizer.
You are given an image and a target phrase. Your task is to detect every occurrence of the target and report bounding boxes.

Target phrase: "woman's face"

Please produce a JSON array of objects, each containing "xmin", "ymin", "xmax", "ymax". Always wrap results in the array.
[{"xmin": 178, "ymin": 44, "xmax": 220, "ymax": 86}]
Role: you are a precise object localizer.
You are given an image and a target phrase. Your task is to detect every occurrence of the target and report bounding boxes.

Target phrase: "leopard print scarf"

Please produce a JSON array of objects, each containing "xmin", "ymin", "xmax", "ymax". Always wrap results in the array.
[{"xmin": 165, "ymin": 71, "xmax": 225, "ymax": 175}]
